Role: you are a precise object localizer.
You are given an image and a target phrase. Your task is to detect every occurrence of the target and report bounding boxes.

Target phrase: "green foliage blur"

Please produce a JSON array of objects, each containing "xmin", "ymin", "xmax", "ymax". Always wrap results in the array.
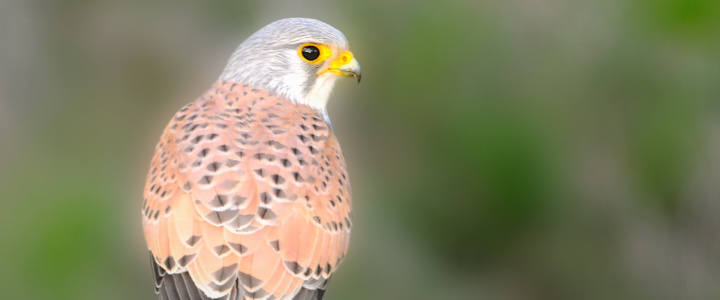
[{"xmin": 1, "ymin": 0, "xmax": 719, "ymax": 299}]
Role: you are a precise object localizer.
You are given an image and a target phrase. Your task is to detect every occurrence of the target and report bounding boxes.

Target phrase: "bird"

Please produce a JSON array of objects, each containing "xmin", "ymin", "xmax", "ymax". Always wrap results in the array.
[{"xmin": 141, "ymin": 18, "xmax": 360, "ymax": 300}]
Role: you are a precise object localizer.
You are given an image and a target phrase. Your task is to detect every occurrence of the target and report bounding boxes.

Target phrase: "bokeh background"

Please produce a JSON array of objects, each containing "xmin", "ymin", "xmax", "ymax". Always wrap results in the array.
[{"xmin": 1, "ymin": 0, "xmax": 719, "ymax": 299}]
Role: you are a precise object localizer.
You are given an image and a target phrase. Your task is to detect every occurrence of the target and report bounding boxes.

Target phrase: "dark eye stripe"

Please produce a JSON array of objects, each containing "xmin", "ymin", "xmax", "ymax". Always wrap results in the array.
[{"xmin": 301, "ymin": 46, "xmax": 320, "ymax": 61}]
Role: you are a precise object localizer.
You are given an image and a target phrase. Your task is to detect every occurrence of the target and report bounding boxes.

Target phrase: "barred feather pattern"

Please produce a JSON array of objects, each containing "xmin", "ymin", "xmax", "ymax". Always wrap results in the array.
[{"xmin": 142, "ymin": 81, "xmax": 352, "ymax": 300}]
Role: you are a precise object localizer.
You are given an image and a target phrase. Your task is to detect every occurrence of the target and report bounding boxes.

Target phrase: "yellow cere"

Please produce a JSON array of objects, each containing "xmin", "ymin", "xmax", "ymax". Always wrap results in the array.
[
  {"xmin": 298, "ymin": 43, "xmax": 332, "ymax": 64},
  {"xmin": 329, "ymin": 50, "xmax": 354, "ymax": 70}
]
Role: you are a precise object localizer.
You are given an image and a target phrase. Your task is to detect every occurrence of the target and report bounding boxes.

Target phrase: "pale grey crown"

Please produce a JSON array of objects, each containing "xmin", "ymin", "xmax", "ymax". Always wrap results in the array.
[{"xmin": 219, "ymin": 18, "xmax": 349, "ymax": 105}]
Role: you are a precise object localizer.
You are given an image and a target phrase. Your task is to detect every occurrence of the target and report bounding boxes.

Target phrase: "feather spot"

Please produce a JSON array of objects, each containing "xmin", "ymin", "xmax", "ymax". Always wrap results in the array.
[
  {"xmin": 210, "ymin": 194, "xmax": 228, "ymax": 208},
  {"xmin": 191, "ymin": 134, "xmax": 204, "ymax": 144},
  {"xmin": 269, "ymin": 240, "xmax": 280, "ymax": 252},
  {"xmin": 325, "ymin": 263, "xmax": 332, "ymax": 274},
  {"xmin": 271, "ymin": 174, "xmax": 285, "ymax": 185},
  {"xmin": 258, "ymin": 207, "xmax": 277, "ymax": 220},
  {"xmin": 213, "ymin": 245, "xmax": 230, "ymax": 256},
  {"xmin": 259, "ymin": 192, "xmax": 271, "ymax": 204},
  {"xmin": 284, "ymin": 260, "xmax": 305, "ymax": 275},
  {"xmin": 198, "ymin": 175, "xmax": 213, "ymax": 185},
  {"xmin": 228, "ymin": 214, "xmax": 254, "ymax": 230},
  {"xmin": 232, "ymin": 195, "xmax": 247, "ymax": 206},
  {"xmin": 186, "ymin": 235, "xmax": 202, "ymax": 247},
  {"xmin": 163, "ymin": 256, "xmax": 176, "ymax": 270},
  {"xmin": 212, "ymin": 263, "xmax": 238, "ymax": 282},
  {"xmin": 228, "ymin": 242, "xmax": 248, "ymax": 254},
  {"xmin": 238, "ymin": 272, "xmax": 263, "ymax": 289},
  {"xmin": 177, "ymin": 253, "xmax": 197, "ymax": 267},
  {"xmin": 273, "ymin": 188, "xmax": 286, "ymax": 199},
  {"xmin": 226, "ymin": 159, "xmax": 240, "ymax": 167},
  {"xmin": 293, "ymin": 172, "xmax": 305, "ymax": 183},
  {"xmin": 207, "ymin": 162, "xmax": 222, "ymax": 172}
]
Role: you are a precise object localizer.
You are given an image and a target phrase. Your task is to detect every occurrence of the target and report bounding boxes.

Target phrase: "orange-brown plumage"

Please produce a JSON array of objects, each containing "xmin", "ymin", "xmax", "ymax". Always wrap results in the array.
[{"xmin": 142, "ymin": 81, "xmax": 352, "ymax": 300}]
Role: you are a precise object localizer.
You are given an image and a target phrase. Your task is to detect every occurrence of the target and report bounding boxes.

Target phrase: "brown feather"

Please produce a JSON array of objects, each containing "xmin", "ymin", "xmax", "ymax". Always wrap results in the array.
[{"xmin": 143, "ymin": 81, "xmax": 352, "ymax": 299}]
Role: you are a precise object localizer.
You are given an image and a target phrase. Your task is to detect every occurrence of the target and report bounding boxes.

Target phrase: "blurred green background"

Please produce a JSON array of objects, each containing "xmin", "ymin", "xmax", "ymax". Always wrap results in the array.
[{"xmin": 1, "ymin": 0, "xmax": 719, "ymax": 299}]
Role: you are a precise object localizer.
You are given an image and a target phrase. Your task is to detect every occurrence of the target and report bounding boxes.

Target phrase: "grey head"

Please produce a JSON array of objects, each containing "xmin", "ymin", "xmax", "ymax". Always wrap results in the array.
[{"xmin": 219, "ymin": 18, "xmax": 361, "ymax": 113}]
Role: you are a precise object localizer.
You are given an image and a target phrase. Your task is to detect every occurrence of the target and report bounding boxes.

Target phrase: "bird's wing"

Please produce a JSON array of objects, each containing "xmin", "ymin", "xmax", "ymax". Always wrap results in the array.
[{"xmin": 142, "ymin": 81, "xmax": 352, "ymax": 300}]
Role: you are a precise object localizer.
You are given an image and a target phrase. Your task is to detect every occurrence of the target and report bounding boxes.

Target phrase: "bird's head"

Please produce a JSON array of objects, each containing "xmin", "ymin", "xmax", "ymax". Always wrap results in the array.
[{"xmin": 220, "ymin": 18, "xmax": 361, "ymax": 114}]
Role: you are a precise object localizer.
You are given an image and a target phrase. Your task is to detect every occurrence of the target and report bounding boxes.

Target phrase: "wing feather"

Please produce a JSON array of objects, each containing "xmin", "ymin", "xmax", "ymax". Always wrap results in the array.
[{"xmin": 143, "ymin": 81, "xmax": 352, "ymax": 300}]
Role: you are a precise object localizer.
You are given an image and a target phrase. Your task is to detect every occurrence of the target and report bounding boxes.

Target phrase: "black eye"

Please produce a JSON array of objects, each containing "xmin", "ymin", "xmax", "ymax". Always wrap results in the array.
[{"xmin": 301, "ymin": 45, "xmax": 320, "ymax": 61}]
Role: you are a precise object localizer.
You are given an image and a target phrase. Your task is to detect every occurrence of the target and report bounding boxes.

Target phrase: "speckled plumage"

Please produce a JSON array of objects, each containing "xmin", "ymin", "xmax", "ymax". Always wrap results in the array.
[{"xmin": 142, "ymin": 18, "xmax": 359, "ymax": 300}]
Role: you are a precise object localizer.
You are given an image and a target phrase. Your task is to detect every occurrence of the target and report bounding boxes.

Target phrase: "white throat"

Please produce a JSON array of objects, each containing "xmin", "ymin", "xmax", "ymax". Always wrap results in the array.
[{"xmin": 296, "ymin": 72, "xmax": 339, "ymax": 116}]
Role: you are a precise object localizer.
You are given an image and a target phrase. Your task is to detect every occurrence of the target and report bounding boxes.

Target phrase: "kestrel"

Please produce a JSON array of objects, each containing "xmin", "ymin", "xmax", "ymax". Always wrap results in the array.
[{"xmin": 141, "ymin": 18, "xmax": 360, "ymax": 300}]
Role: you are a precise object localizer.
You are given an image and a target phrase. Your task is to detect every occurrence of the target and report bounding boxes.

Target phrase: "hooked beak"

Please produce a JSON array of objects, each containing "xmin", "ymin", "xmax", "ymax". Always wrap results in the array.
[{"xmin": 324, "ymin": 50, "xmax": 362, "ymax": 83}]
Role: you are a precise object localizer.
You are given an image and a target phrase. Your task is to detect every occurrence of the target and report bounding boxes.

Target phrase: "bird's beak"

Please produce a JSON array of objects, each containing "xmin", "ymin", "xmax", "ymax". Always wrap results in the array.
[{"xmin": 324, "ymin": 50, "xmax": 362, "ymax": 83}]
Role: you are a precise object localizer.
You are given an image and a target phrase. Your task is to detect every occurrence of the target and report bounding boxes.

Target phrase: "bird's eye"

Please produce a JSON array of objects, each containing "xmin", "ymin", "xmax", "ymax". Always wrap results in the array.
[
  {"xmin": 302, "ymin": 45, "xmax": 320, "ymax": 61},
  {"xmin": 298, "ymin": 43, "xmax": 331, "ymax": 64}
]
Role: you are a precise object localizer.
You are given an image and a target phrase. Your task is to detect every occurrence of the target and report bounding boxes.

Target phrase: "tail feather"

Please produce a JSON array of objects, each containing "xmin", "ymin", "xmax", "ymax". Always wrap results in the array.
[
  {"xmin": 291, "ymin": 287, "xmax": 327, "ymax": 300},
  {"xmin": 150, "ymin": 252, "xmax": 240, "ymax": 300},
  {"xmin": 151, "ymin": 252, "xmax": 330, "ymax": 300}
]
